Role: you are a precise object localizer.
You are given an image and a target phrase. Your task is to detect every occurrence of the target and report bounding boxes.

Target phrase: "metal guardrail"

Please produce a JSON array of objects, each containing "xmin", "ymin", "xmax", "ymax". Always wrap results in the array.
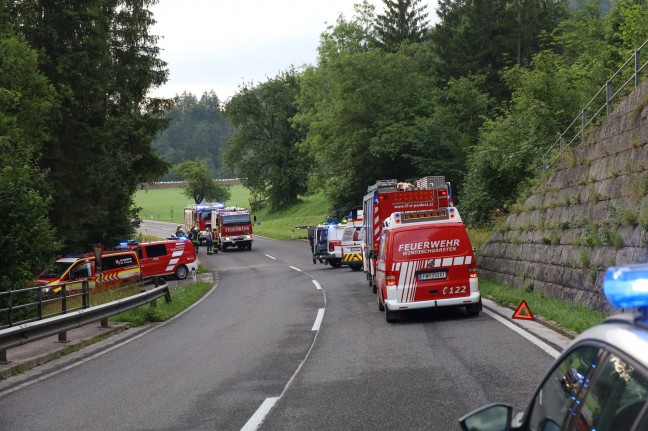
[
  {"xmin": 542, "ymin": 38, "xmax": 648, "ymax": 169},
  {"xmin": 0, "ymin": 281, "xmax": 91, "ymax": 330},
  {"xmin": 0, "ymin": 282, "xmax": 171, "ymax": 364}
]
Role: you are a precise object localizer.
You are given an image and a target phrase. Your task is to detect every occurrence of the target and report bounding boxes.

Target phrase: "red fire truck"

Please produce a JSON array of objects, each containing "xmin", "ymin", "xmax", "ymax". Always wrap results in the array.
[
  {"xmin": 362, "ymin": 176, "xmax": 452, "ymax": 293},
  {"xmin": 184, "ymin": 202, "xmax": 225, "ymax": 243},
  {"xmin": 213, "ymin": 207, "xmax": 253, "ymax": 251}
]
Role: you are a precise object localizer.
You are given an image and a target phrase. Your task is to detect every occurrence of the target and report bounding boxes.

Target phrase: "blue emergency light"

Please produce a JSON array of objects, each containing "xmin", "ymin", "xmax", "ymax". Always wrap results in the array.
[{"xmin": 603, "ymin": 264, "xmax": 648, "ymax": 310}]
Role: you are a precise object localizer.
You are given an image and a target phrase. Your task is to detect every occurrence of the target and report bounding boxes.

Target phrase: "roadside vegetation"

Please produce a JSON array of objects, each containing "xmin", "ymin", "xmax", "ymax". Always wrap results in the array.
[{"xmin": 109, "ymin": 282, "xmax": 213, "ymax": 326}]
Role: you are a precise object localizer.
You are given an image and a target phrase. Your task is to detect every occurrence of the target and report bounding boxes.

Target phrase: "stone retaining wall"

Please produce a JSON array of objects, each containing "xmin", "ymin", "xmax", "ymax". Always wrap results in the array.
[{"xmin": 478, "ymin": 79, "xmax": 648, "ymax": 311}]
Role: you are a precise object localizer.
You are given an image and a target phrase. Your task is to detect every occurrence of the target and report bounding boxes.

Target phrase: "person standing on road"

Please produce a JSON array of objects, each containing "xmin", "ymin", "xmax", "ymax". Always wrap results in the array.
[
  {"xmin": 176, "ymin": 225, "xmax": 185, "ymax": 238},
  {"xmin": 205, "ymin": 227, "xmax": 215, "ymax": 255},
  {"xmin": 190, "ymin": 226, "xmax": 200, "ymax": 254}
]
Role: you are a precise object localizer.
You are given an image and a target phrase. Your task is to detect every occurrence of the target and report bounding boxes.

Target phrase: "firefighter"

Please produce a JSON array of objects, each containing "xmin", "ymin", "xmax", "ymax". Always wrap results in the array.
[
  {"xmin": 205, "ymin": 227, "xmax": 215, "ymax": 255},
  {"xmin": 176, "ymin": 225, "xmax": 185, "ymax": 238},
  {"xmin": 189, "ymin": 226, "xmax": 200, "ymax": 253}
]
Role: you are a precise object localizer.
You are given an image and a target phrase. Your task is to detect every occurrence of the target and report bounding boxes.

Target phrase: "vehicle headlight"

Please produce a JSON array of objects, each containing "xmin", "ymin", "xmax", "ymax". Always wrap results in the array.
[{"xmin": 245, "ymin": 235, "xmax": 252, "ymax": 240}]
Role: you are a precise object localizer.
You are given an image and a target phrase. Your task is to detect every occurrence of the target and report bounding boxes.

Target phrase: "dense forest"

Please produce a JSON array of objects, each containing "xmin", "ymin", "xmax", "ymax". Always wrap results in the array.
[{"xmin": 1, "ymin": 0, "xmax": 647, "ymax": 292}]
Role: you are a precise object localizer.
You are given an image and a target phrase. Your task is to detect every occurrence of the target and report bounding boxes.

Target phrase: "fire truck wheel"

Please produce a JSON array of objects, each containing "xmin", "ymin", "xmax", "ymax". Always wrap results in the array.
[
  {"xmin": 385, "ymin": 306, "xmax": 397, "ymax": 323},
  {"xmin": 466, "ymin": 303, "xmax": 481, "ymax": 317},
  {"xmin": 247, "ymin": 243, "xmax": 252, "ymax": 251},
  {"xmin": 378, "ymin": 296, "xmax": 385, "ymax": 311},
  {"xmin": 313, "ymin": 258, "xmax": 317, "ymax": 264},
  {"xmin": 349, "ymin": 263, "xmax": 362, "ymax": 271},
  {"xmin": 175, "ymin": 265, "xmax": 189, "ymax": 280},
  {"xmin": 372, "ymin": 283, "xmax": 377, "ymax": 294},
  {"xmin": 330, "ymin": 259, "xmax": 342, "ymax": 268},
  {"xmin": 222, "ymin": 245, "xmax": 227, "ymax": 252}
]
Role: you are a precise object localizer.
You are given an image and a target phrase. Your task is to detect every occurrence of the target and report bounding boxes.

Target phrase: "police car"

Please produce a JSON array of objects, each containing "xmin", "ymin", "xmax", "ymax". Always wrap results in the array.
[{"xmin": 459, "ymin": 264, "xmax": 648, "ymax": 431}]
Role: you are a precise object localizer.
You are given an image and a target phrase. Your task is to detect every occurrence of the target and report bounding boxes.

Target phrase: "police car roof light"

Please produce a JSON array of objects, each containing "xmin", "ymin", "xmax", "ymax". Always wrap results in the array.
[{"xmin": 603, "ymin": 264, "xmax": 648, "ymax": 311}]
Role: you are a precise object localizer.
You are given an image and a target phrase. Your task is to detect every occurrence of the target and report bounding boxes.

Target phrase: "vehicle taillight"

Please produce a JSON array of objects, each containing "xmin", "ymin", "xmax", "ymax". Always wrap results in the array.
[
  {"xmin": 353, "ymin": 231, "xmax": 359, "ymax": 241},
  {"xmin": 329, "ymin": 240, "xmax": 341, "ymax": 252},
  {"xmin": 386, "ymin": 273, "xmax": 397, "ymax": 286},
  {"xmin": 469, "ymin": 267, "xmax": 478, "ymax": 278}
]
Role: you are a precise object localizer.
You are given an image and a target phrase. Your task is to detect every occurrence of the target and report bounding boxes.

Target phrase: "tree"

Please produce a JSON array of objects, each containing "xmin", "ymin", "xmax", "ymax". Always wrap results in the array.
[
  {"xmin": 0, "ymin": 32, "xmax": 60, "ymax": 291},
  {"xmin": 223, "ymin": 69, "xmax": 311, "ymax": 212},
  {"xmin": 373, "ymin": 0, "xmax": 430, "ymax": 52},
  {"xmin": 175, "ymin": 160, "xmax": 231, "ymax": 204},
  {"xmin": 6, "ymin": 0, "xmax": 171, "ymax": 251},
  {"xmin": 431, "ymin": 0, "xmax": 568, "ymax": 101}
]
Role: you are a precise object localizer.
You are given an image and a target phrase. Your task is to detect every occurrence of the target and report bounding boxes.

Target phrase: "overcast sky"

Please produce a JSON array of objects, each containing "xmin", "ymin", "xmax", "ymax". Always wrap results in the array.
[{"xmin": 149, "ymin": 0, "xmax": 438, "ymax": 103}]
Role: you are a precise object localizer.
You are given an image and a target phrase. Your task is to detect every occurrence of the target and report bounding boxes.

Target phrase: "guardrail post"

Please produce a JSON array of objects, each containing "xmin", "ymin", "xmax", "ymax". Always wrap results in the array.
[
  {"xmin": 636, "ymin": 49, "xmax": 641, "ymax": 87},
  {"xmin": 7, "ymin": 290, "xmax": 12, "ymax": 327},
  {"xmin": 0, "ymin": 348, "xmax": 8, "ymax": 364},
  {"xmin": 82, "ymin": 281, "xmax": 89, "ymax": 309},
  {"xmin": 61, "ymin": 284, "xmax": 67, "ymax": 314},
  {"xmin": 58, "ymin": 331, "xmax": 68, "ymax": 343},
  {"xmin": 37, "ymin": 288, "xmax": 43, "ymax": 320},
  {"xmin": 192, "ymin": 268, "xmax": 196, "ymax": 282},
  {"xmin": 100, "ymin": 318, "xmax": 109, "ymax": 328},
  {"xmin": 606, "ymin": 80, "xmax": 612, "ymax": 115},
  {"xmin": 149, "ymin": 298, "xmax": 157, "ymax": 308}
]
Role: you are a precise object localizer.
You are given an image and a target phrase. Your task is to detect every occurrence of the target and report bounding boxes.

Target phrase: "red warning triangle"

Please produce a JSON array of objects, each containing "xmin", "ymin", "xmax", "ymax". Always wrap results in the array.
[{"xmin": 512, "ymin": 300, "xmax": 535, "ymax": 320}]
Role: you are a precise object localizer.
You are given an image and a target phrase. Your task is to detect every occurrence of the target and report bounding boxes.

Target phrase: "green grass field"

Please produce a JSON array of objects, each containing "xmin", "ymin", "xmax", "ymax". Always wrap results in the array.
[{"xmin": 135, "ymin": 185, "xmax": 253, "ymax": 223}]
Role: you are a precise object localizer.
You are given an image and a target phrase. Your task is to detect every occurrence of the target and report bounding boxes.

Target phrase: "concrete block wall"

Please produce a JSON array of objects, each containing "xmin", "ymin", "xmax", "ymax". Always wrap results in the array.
[{"xmin": 478, "ymin": 79, "xmax": 648, "ymax": 311}]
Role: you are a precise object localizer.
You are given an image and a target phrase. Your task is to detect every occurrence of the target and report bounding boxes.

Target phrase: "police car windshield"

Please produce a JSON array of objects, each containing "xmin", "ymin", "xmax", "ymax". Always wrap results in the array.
[
  {"xmin": 39, "ymin": 261, "xmax": 72, "ymax": 278},
  {"xmin": 222, "ymin": 214, "xmax": 250, "ymax": 225}
]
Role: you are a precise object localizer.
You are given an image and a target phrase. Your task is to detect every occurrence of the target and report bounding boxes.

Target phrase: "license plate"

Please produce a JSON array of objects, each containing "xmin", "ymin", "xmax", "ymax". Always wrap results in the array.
[
  {"xmin": 348, "ymin": 247, "xmax": 360, "ymax": 252},
  {"xmin": 419, "ymin": 272, "xmax": 446, "ymax": 281}
]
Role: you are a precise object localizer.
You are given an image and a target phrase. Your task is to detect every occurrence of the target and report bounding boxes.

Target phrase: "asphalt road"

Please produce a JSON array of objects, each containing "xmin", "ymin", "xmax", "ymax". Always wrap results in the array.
[{"xmin": 0, "ymin": 221, "xmax": 563, "ymax": 430}]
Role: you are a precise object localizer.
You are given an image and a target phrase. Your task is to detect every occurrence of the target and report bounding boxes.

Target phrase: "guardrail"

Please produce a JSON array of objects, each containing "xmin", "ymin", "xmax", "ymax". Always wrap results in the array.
[
  {"xmin": 542, "ymin": 38, "xmax": 648, "ymax": 169},
  {"xmin": 0, "ymin": 281, "xmax": 171, "ymax": 364}
]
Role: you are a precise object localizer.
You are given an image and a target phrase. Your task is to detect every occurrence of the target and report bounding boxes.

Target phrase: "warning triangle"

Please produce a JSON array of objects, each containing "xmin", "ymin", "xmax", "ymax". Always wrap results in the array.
[{"xmin": 512, "ymin": 300, "xmax": 535, "ymax": 320}]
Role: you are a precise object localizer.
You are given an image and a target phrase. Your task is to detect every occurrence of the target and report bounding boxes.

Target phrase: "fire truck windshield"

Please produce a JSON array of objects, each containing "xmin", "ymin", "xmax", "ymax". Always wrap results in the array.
[
  {"xmin": 199, "ymin": 211, "xmax": 211, "ymax": 221},
  {"xmin": 221, "ymin": 214, "xmax": 251, "ymax": 225}
]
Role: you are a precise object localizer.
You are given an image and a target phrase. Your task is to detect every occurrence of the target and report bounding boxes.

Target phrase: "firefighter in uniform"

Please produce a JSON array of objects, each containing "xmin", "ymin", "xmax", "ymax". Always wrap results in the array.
[
  {"xmin": 176, "ymin": 225, "xmax": 185, "ymax": 238},
  {"xmin": 205, "ymin": 227, "xmax": 216, "ymax": 255},
  {"xmin": 190, "ymin": 226, "xmax": 200, "ymax": 253}
]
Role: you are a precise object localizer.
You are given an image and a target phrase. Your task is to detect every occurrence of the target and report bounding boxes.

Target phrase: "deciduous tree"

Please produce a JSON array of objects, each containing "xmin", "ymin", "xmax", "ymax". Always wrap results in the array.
[
  {"xmin": 223, "ymin": 69, "xmax": 311, "ymax": 212},
  {"xmin": 175, "ymin": 160, "xmax": 231, "ymax": 205}
]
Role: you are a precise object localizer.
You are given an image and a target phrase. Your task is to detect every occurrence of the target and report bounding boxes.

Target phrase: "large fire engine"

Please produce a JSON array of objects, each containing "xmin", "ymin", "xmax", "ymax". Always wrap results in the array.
[
  {"xmin": 362, "ymin": 176, "xmax": 453, "ymax": 292},
  {"xmin": 184, "ymin": 202, "xmax": 224, "ymax": 243},
  {"xmin": 213, "ymin": 206, "xmax": 253, "ymax": 251}
]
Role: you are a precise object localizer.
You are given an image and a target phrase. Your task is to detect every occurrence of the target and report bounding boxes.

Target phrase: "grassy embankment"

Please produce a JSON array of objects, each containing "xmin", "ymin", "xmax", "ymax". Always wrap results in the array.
[{"xmin": 131, "ymin": 185, "xmax": 606, "ymax": 334}]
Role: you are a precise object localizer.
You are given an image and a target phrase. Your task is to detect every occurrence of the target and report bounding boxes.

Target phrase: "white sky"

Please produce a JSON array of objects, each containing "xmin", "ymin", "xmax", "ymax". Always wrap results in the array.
[{"xmin": 149, "ymin": 0, "xmax": 438, "ymax": 103}]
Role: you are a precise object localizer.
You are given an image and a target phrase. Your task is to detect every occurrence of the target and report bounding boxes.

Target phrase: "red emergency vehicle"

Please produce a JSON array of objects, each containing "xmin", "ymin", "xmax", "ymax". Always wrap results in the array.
[
  {"xmin": 184, "ymin": 202, "xmax": 224, "ymax": 243},
  {"xmin": 214, "ymin": 207, "xmax": 253, "ymax": 251},
  {"xmin": 363, "ymin": 176, "xmax": 452, "ymax": 293},
  {"xmin": 116, "ymin": 239, "xmax": 197, "ymax": 280},
  {"xmin": 376, "ymin": 207, "xmax": 481, "ymax": 322}
]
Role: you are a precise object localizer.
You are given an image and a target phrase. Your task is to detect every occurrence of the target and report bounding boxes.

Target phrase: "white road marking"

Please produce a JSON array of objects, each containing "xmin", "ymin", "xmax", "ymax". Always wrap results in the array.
[
  {"xmin": 311, "ymin": 308, "xmax": 325, "ymax": 331},
  {"xmin": 265, "ymin": 254, "xmax": 276, "ymax": 260},
  {"xmin": 240, "ymin": 397, "xmax": 279, "ymax": 431},
  {"xmin": 483, "ymin": 308, "xmax": 561, "ymax": 359},
  {"xmin": 312, "ymin": 280, "xmax": 322, "ymax": 290},
  {"xmin": 289, "ymin": 266, "xmax": 302, "ymax": 272}
]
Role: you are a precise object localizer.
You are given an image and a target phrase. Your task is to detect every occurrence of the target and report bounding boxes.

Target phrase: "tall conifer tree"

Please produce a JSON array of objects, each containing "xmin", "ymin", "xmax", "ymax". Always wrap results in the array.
[
  {"xmin": 6, "ymin": 0, "xmax": 170, "ymax": 251},
  {"xmin": 373, "ymin": 0, "xmax": 430, "ymax": 52}
]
